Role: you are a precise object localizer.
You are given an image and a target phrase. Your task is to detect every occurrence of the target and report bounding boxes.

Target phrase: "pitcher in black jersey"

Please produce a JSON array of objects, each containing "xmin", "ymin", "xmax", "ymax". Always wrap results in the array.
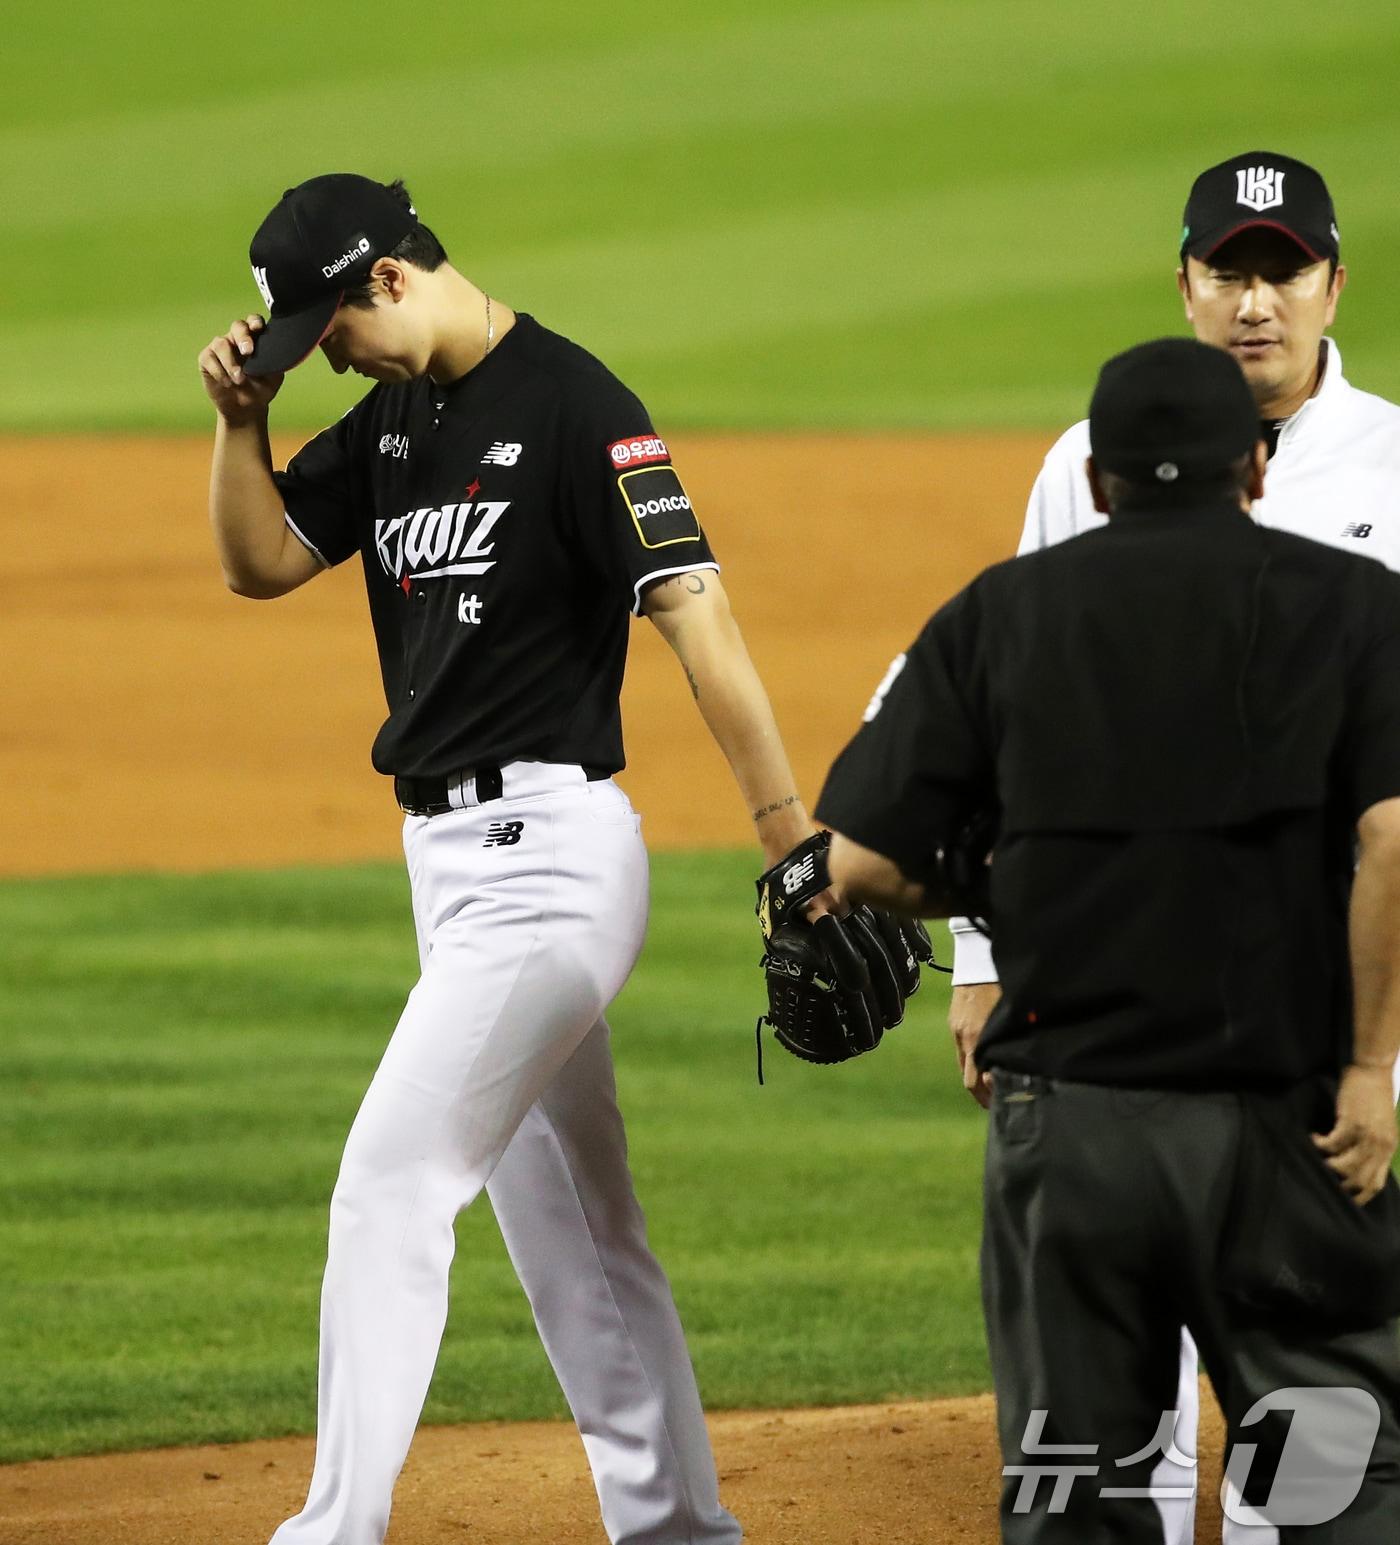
[{"xmin": 197, "ymin": 173, "xmax": 830, "ymax": 1545}]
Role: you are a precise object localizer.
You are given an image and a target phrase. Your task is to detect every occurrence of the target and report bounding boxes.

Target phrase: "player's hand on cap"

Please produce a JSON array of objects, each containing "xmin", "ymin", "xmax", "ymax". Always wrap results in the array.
[
  {"xmin": 199, "ymin": 315, "xmax": 284, "ymax": 424},
  {"xmin": 1313, "ymin": 1063, "xmax": 1399, "ymax": 1207}
]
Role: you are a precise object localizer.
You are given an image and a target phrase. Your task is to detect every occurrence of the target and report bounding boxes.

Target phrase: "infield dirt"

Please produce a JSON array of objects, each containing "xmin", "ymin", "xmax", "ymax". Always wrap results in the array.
[
  {"xmin": 0, "ymin": 431, "xmax": 1040, "ymax": 876},
  {"xmin": 0, "ymin": 1390, "xmax": 1230, "ymax": 1544},
  {"xmin": 1, "ymin": 432, "xmax": 1232, "ymax": 1541}
]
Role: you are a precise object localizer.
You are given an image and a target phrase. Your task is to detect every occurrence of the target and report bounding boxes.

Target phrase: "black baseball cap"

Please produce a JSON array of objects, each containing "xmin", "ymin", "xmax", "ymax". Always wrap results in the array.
[
  {"xmin": 1180, "ymin": 151, "xmax": 1339, "ymax": 266},
  {"xmin": 1089, "ymin": 338, "xmax": 1260, "ymax": 487},
  {"xmin": 244, "ymin": 174, "xmax": 420, "ymax": 377}
]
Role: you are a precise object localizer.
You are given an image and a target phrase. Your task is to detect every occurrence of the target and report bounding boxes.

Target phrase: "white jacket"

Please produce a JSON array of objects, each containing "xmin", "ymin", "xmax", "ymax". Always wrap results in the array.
[{"xmin": 951, "ymin": 337, "xmax": 1400, "ymax": 984}]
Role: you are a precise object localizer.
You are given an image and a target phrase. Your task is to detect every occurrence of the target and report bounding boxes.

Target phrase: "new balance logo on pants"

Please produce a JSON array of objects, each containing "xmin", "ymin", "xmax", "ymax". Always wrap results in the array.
[{"xmin": 484, "ymin": 821, "xmax": 525, "ymax": 847}]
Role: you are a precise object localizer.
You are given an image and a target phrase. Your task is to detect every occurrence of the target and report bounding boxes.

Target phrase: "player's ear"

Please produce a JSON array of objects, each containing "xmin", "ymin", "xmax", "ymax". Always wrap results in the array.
[
  {"xmin": 1086, "ymin": 456, "xmax": 1111, "ymax": 516},
  {"xmin": 1176, "ymin": 264, "xmax": 1193, "ymax": 322},
  {"xmin": 372, "ymin": 259, "xmax": 408, "ymax": 304},
  {"xmin": 1324, "ymin": 262, "xmax": 1347, "ymax": 327}
]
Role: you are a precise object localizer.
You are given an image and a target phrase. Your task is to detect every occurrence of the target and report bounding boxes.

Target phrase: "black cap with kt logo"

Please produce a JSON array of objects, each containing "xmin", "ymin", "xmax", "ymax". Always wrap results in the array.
[
  {"xmin": 1180, "ymin": 151, "xmax": 1339, "ymax": 266},
  {"xmin": 244, "ymin": 174, "xmax": 419, "ymax": 378},
  {"xmin": 1089, "ymin": 337, "xmax": 1261, "ymax": 490}
]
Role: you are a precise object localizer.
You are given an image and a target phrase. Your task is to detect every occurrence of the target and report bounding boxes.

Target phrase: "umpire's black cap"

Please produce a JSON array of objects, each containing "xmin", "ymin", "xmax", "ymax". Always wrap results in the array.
[
  {"xmin": 1180, "ymin": 151, "xmax": 1339, "ymax": 266},
  {"xmin": 244, "ymin": 175, "xmax": 419, "ymax": 377},
  {"xmin": 1089, "ymin": 338, "xmax": 1260, "ymax": 486}
]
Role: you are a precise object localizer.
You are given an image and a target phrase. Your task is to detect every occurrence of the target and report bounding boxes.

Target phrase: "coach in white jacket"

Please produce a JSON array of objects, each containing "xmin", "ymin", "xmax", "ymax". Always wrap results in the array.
[{"xmin": 951, "ymin": 150, "xmax": 1400, "ymax": 1544}]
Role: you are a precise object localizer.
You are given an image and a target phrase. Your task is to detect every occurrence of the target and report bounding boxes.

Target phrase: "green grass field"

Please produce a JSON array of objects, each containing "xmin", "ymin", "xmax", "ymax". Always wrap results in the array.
[
  {"xmin": 0, "ymin": 855, "xmax": 984, "ymax": 1464},
  {"xmin": 4, "ymin": 0, "xmax": 1400, "ymax": 432}
]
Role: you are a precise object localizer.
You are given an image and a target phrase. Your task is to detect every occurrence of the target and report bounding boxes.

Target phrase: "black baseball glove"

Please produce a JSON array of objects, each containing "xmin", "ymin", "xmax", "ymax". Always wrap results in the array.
[{"xmin": 755, "ymin": 832, "xmax": 938, "ymax": 1068}]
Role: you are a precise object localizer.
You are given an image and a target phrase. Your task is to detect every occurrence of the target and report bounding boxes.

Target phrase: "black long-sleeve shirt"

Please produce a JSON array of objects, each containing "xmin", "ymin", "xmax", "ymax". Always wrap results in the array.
[{"xmin": 818, "ymin": 500, "xmax": 1400, "ymax": 1090}]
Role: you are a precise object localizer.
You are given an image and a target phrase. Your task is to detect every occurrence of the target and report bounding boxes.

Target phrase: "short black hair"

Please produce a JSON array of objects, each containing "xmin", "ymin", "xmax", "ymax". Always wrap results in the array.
[
  {"xmin": 1098, "ymin": 450, "xmax": 1257, "ymax": 512},
  {"xmin": 340, "ymin": 179, "xmax": 448, "ymax": 307}
]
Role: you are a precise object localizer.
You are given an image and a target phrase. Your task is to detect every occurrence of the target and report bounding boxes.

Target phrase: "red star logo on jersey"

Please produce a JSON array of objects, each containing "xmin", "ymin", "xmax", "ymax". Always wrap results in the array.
[
  {"xmin": 401, "ymin": 575, "xmax": 412, "ymax": 595},
  {"xmin": 464, "ymin": 478, "xmax": 481, "ymax": 499}
]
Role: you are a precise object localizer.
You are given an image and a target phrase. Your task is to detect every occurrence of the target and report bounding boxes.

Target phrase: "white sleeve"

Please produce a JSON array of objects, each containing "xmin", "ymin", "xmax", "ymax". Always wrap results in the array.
[
  {"xmin": 948, "ymin": 919, "xmax": 997, "ymax": 985},
  {"xmin": 949, "ymin": 421, "xmax": 1095, "ymax": 987}
]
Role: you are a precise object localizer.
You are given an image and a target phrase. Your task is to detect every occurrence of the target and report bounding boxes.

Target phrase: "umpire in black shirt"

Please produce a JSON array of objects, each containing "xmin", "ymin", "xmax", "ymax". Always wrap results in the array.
[{"xmin": 817, "ymin": 338, "xmax": 1400, "ymax": 1541}]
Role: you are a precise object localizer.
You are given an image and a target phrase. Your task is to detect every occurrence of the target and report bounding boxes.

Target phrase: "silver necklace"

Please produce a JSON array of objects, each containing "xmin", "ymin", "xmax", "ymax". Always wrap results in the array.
[{"xmin": 484, "ymin": 293, "xmax": 494, "ymax": 356}]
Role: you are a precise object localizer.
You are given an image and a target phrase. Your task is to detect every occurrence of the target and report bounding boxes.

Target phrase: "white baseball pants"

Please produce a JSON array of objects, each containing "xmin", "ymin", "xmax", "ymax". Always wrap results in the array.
[
  {"xmin": 1162, "ymin": 1330, "xmax": 1281, "ymax": 1545},
  {"xmin": 268, "ymin": 764, "xmax": 740, "ymax": 1545}
]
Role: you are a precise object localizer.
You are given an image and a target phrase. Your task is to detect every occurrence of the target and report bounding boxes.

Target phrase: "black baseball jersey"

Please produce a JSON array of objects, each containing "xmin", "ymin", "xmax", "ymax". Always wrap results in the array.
[
  {"xmin": 818, "ymin": 501, "xmax": 1400, "ymax": 1089},
  {"xmin": 275, "ymin": 314, "xmax": 718, "ymax": 778}
]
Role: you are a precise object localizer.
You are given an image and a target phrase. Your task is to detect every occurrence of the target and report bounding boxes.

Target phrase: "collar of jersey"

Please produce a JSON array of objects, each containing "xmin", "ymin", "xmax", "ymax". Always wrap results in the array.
[
  {"xmin": 1275, "ymin": 335, "xmax": 1345, "ymax": 453},
  {"xmin": 424, "ymin": 312, "xmax": 531, "ymax": 417}
]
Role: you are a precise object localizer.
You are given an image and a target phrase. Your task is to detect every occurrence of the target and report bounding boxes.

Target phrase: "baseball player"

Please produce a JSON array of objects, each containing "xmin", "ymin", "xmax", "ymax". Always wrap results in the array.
[
  {"xmin": 195, "ymin": 173, "xmax": 894, "ymax": 1545},
  {"xmin": 949, "ymin": 151, "xmax": 1400, "ymax": 1543}
]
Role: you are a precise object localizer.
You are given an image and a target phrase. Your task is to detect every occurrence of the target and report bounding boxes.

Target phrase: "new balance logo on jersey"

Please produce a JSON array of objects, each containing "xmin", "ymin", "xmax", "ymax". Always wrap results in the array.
[
  {"xmin": 481, "ymin": 442, "xmax": 523, "ymax": 466},
  {"xmin": 375, "ymin": 501, "xmax": 511, "ymax": 583},
  {"xmin": 1236, "ymin": 167, "xmax": 1285, "ymax": 212},
  {"xmin": 783, "ymin": 854, "xmax": 817, "ymax": 895},
  {"xmin": 1343, "ymin": 523, "xmax": 1374, "ymax": 539},
  {"xmin": 483, "ymin": 821, "xmax": 524, "ymax": 847},
  {"xmin": 378, "ymin": 433, "xmax": 409, "ymax": 459}
]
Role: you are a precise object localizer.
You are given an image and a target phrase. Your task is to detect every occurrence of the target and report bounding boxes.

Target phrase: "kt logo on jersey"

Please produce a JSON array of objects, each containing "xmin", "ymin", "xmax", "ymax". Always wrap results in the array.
[{"xmin": 375, "ymin": 502, "xmax": 512, "ymax": 585}]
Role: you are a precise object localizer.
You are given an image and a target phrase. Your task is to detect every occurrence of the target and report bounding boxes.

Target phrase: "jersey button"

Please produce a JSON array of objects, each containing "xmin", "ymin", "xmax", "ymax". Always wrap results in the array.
[{"xmin": 416, "ymin": 589, "xmax": 427, "ymax": 605}]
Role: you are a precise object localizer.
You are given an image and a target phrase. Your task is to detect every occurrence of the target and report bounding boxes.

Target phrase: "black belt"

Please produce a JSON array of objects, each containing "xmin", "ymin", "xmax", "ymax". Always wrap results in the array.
[{"xmin": 394, "ymin": 764, "xmax": 610, "ymax": 816}]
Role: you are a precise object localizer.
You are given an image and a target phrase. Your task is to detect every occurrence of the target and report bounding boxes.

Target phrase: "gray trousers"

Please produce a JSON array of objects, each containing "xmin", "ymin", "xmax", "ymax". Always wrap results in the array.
[{"xmin": 981, "ymin": 1074, "xmax": 1400, "ymax": 1543}]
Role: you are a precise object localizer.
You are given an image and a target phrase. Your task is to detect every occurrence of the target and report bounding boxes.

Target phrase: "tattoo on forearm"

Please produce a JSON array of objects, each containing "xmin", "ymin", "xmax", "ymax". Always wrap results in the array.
[
  {"xmin": 685, "ymin": 665, "xmax": 700, "ymax": 700},
  {"xmin": 752, "ymin": 794, "xmax": 800, "ymax": 823}
]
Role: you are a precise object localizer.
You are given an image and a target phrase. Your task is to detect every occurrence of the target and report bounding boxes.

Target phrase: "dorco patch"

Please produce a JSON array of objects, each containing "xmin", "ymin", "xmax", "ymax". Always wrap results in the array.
[
  {"xmin": 608, "ymin": 435, "xmax": 670, "ymax": 468},
  {"xmin": 618, "ymin": 466, "xmax": 702, "ymax": 549}
]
